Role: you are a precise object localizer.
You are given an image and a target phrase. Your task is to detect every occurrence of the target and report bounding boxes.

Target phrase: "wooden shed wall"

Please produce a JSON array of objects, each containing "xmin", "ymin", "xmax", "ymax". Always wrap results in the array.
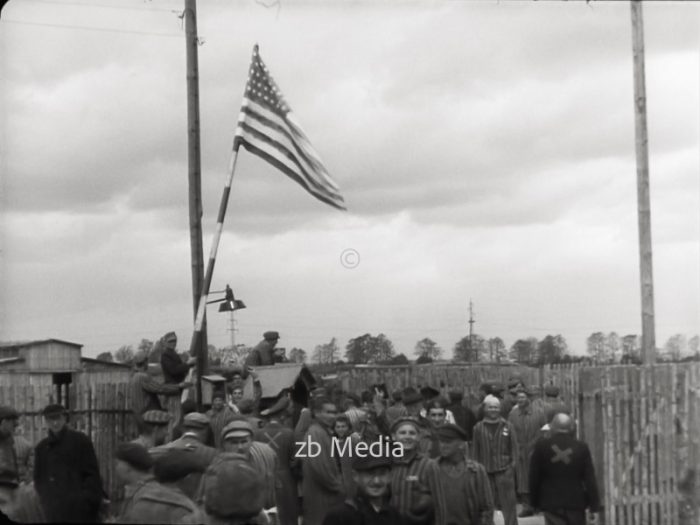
[{"xmin": 24, "ymin": 342, "xmax": 81, "ymax": 371}]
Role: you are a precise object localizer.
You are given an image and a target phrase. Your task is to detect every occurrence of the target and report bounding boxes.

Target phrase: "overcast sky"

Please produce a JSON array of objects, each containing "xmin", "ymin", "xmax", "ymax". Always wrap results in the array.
[{"xmin": 1, "ymin": 0, "xmax": 698, "ymax": 360}]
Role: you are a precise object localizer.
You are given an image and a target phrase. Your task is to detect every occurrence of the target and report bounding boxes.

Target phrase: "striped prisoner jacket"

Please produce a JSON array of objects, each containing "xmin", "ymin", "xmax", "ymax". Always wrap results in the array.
[
  {"xmin": 471, "ymin": 417, "xmax": 518, "ymax": 474},
  {"xmin": 390, "ymin": 448, "xmax": 447, "ymax": 525}
]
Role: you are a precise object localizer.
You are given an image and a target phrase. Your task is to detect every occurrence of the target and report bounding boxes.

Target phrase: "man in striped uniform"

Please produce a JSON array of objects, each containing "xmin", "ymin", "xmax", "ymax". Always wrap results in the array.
[
  {"xmin": 389, "ymin": 416, "xmax": 446, "ymax": 525},
  {"xmin": 206, "ymin": 391, "xmax": 237, "ymax": 449},
  {"xmin": 472, "ymin": 395, "xmax": 518, "ymax": 525},
  {"xmin": 129, "ymin": 354, "xmax": 187, "ymax": 426},
  {"xmin": 508, "ymin": 387, "xmax": 547, "ymax": 517},
  {"xmin": 435, "ymin": 423, "xmax": 494, "ymax": 525}
]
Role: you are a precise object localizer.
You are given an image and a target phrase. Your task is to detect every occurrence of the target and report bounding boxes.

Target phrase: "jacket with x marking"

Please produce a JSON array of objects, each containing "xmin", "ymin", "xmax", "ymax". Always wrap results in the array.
[{"xmin": 528, "ymin": 432, "xmax": 601, "ymax": 512}]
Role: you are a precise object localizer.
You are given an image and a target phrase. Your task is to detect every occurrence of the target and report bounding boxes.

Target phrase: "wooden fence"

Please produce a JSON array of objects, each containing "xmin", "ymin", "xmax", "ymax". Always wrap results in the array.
[{"xmin": 0, "ymin": 373, "xmax": 136, "ymax": 504}]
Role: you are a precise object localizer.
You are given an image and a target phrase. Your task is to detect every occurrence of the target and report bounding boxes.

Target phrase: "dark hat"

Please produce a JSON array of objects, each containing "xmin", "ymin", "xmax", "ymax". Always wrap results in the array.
[
  {"xmin": 507, "ymin": 378, "xmax": 524, "ymax": 390},
  {"xmin": 141, "ymin": 410, "xmax": 171, "ymax": 426},
  {"xmin": 221, "ymin": 419, "xmax": 254, "ymax": 440},
  {"xmin": 420, "ymin": 386, "xmax": 439, "ymax": 400},
  {"xmin": 448, "ymin": 390, "xmax": 463, "ymax": 402},
  {"xmin": 391, "ymin": 391, "xmax": 403, "ymax": 402},
  {"xmin": 163, "ymin": 331, "xmax": 177, "ymax": 342},
  {"xmin": 352, "ymin": 451, "xmax": 392, "ymax": 472},
  {"xmin": 42, "ymin": 404, "xmax": 67, "ymax": 418},
  {"xmin": 0, "ymin": 406, "xmax": 19, "ymax": 420},
  {"xmin": 183, "ymin": 412, "xmax": 210, "ymax": 429},
  {"xmin": 390, "ymin": 416, "xmax": 421, "ymax": 434},
  {"xmin": 153, "ymin": 449, "xmax": 206, "ymax": 483},
  {"xmin": 0, "ymin": 468, "xmax": 18, "ymax": 488},
  {"xmin": 544, "ymin": 385, "xmax": 560, "ymax": 397},
  {"xmin": 211, "ymin": 391, "xmax": 226, "ymax": 401},
  {"xmin": 435, "ymin": 423, "xmax": 467, "ymax": 442},
  {"xmin": 402, "ymin": 388, "xmax": 423, "ymax": 407},
  {"xmin": 479, "ymin": 382, "xmax": 494, "ymax": 393},
  {"xmin": 263, "ymin": 331, "xmax": 280, "ymax": 341},
  {"xmin": 491, "ymin": 383, "xmax": 505, "ymax": 395},
  {"xmin": 115, "ymin": 443, "xmax": 153, "ymax": 472}
]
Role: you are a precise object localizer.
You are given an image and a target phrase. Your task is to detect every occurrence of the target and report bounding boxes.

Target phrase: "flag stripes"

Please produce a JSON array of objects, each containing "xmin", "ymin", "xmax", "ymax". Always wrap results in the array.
[{"xmin": 234, "ymin": 45, "xmax": 346, "ymax": 211}]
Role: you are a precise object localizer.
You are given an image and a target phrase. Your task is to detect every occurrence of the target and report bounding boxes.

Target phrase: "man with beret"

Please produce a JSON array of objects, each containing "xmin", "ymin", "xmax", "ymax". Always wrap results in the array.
[
  {"xmin": 131, "ymin": 409, "xmax": 171, "ymax": 450},
  {"xmin": 255, "ymin": 398, "xmax": 299, "ymax": 525},
  {"xmin": 508, "ymin": 388, "xmax": 547, "ymax": 517},
  {"xmin": 436, "ymin": 423, "xmax": 494, "ymax": 525},
  {"xmin": 529, "ymin": 413, "xmax": 601, "ymax": 525},
  {"xmin": 151, "ymin": 412, "xmax": 217, "ymax": 471},
  {"xmin": 322, "ymin": 449, "xmax": 403, "ymax": 525},
  {"xmin": 472, "ymin": 396, "xmax": 518, "ymax": 525},
  {"xmin": 207, "ymin": 391, "xmax": 238, "ymax": 449},
  {"xmin": 115, "ymin": 442, "xmax": 203, "ymax": 524},
  {"xmin": 34, "ymin": 404, "xmax": 104, "ymax": 523},
  {"xmin": 244, "ymin": 330, "xmax": 281, "ymax": 367}
]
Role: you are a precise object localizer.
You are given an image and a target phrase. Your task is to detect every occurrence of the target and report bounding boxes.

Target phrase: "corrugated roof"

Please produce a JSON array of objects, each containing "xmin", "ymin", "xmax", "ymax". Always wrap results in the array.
[{"xmin": 0, "ymin": 339, "xmax": 83, "ymax": 349}]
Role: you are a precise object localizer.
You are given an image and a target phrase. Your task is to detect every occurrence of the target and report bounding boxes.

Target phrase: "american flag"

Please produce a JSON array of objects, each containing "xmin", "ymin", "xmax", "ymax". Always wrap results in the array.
[{"xmin": 234, "ymin": 45, "xmax": 346, "ymax": 211}]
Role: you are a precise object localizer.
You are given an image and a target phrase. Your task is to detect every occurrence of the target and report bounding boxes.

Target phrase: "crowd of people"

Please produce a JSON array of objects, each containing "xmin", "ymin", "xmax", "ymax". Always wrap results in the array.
[{"xmin": 0, "ymin": 331, "xmax": 602, "ymax": 525}]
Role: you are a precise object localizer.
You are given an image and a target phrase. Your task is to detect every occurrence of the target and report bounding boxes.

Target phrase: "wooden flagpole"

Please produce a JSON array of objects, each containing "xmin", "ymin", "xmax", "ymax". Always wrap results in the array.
[{"xmin": 630, "ymin": 0, "xmax": 656, "ymax": 364}]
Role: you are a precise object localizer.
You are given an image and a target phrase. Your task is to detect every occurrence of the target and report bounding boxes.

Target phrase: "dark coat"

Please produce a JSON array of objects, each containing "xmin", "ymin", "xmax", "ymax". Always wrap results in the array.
[
  {"xmin": 322, "ymin": 495, "xmax": 406, "ymax": 525},
  {"xmin": 245, "ymin": 339, "xmax": 276, "ymax": 367},
  {"xmin": 529, "ymin": 433, "xmax": 601, "ymax": 512},
  {"xmin": 446, "ymin": 402, "xmax": 477, "ymax": 442},
  {"xmin": 34, "ymin": 426, "xmax": 103, "ymax": 523},
  {"xmin": 161, "ymin": 348, "xmax": 190, "ymax": 384}
]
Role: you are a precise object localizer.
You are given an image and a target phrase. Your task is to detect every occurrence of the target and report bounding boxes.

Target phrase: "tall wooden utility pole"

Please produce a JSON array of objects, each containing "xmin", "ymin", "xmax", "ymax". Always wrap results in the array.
[
  {"xmin": 631, "ymin": 0, "xmax": 656, "ymax": 364},
  {"xmin": 184, "ymin": 0, "xmax": 208, "ymax": 406}
]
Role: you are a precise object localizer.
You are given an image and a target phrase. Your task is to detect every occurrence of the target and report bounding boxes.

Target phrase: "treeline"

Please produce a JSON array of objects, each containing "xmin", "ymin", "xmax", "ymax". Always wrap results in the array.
[{"xmin": 100, "ymin": 332, "xmax": 700, "ymax": 367}]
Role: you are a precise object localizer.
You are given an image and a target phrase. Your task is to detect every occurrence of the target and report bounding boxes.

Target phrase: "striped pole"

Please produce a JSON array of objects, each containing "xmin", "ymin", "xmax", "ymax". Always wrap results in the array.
[{"xmin": 182, "ymin": 146, "xmax": 241, "ymax": 403}]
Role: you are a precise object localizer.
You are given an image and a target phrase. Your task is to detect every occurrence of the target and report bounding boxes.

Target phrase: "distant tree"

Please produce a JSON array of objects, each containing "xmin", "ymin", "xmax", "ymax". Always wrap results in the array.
[
  {"xmin": 345, "ymin": 334, "xmax": 395, "ymax": 364},
  {"xmin": 689, "ymin": 335, "xmax": 700, "ymax": 357},
  {"xmin": 509, "ymin": 337, "xmax": 538, "ymax": 364},
  {"xmin": 536, "ymin": 334, "xmax": 568, "ymax": 364},
  {"xmin": 414, "ymin": 338, "xmax": 442, "ymax": 360},
  {"xmin": 227, "ymin": 344, "xmax": 251, "ymax": 365},
  {"xmin": 605, "ymin": 332, "xmax": 622, "ymax": 363},
  {"xmin": 486, "ymin": 337, "xmax": 508, "ymax": 363},
  {"xmin": 289, "ymin": 347, "xmax": 307, "ymax": 363},
  {"xmin": 96, "ymin": 352, "xmax": 113, "ymax": 362},
  {"xmin": 379, "ymin": 353, "xmax": 409, "ymax": 365},
  {"xmin": 663, "ymin": 334, "xmax": 688, "ymax": 361},
  {"xmin": 315, "ymin": 338, "xmax": 340, "ymax": 364},
  {"xmin": 137, "ymin": 339, "xmax": 154, "ymax": 355},
  {"xmin": 453, "ymin": 334, "xmax": 487, "ymax": 362},
  {"xmin": 586, "ymin": 332, "xmax": 607, "ymax": 363},
  {"xmin": 415, "ymin": 354, "xmax": 433, "ymax": 365},
  {"xmin": 114, "ymin": 345, "xmax": 134, "ymax": 364}
]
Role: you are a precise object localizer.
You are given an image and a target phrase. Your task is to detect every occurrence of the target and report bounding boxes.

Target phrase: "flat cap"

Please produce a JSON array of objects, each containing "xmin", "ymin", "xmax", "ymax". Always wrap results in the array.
[
  {"xmin": 153, "ymin": 449, "xmax": 206, "ymax": 483},
  {"xmin": 0, "ymin": 468, "xmax": 18, "ymax": 488},
  {"xmin": 42, "ymin": 404, "xmax": 67, "ymax": 417},
  {"xmin": 141, "ymin": 410, "xmax": 171, "ymax": 426},
  {"xmin": 183, "ymin": 412, "xmax": 210, "ymax": 429},
  {"xmin": 352, "ymin": 451, "xmax": 392, "ymax": 472},
  {"xmin": 221, "ymin": 419, "xmax": 254, "ymax": 440},
  {"xmin": 0, "ymin": 406, "xmax": 19, "ymax": 420},
  {"xmin": 390, "ymin": 416, "xmax": 421, "ymax": 434},
  {"xmin": 435, "ymin": 423, "xmax": 467, "ymax": 442},
  {"xmin": 263, "ymin": 331, "xmax": 280, "ymax": 341},
  {"xmin": 479, "ymin": 382, "xmax": 494, "ymax": 393},
  {"xmin": 163, "ymin": 331, "xmax": 177, "ymax": 342},
  {"xmin": 115, "ymin": 442, "xmax": 153, "ymax": 472},
  {"xmin": 448, "ymin": 390, "xmax": 464, "ymax": 402},
  {"xmin": 491, "ymin": 383, "xmax": 506, "ymax": 394},
  {"xmin": 420, "ymin": 386, "xmax": 439, "ymax": 400},
  {"xmin": 544, "ymin": 385, "xmax": 560, "ymax": 397}
]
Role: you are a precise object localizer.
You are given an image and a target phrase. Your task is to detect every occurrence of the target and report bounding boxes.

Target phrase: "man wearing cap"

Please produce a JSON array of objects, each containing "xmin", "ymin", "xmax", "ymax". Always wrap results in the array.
[
  {"xmin": 160, "ymin": 331, "xmax": 196, "ymax": 384},
  {"xmin": 472, "ymin": 396, "xmax": 518, "ymax": 525},
  {"xmin": 245, "ymin": 331, "xmax": 281, "ymax": 367},
  {"xmin": 207, "ymin": 391, "xmax": 238, "ymax": 449},
  {"xmin": 151, "ymin": 412, "xmax": 217, "ymax": 470},
  {"xmin": 436, "ymin": 423, "xmax": 494, "ymax": 525},
  {"xmin": 34, "ymin": 404, "xmax": 104, "ymax": 523},
  {"xmin": 541, "ymin": 386, "xmax": 570, "ymax": 423},
  {"xmin": 508, "ymin": 387, "xmax": 547, "ymax": 517},
  {"xmin": 115, "ymin": 442, "xmax": 203, "ymax": 524},
  {"xmin": 255, "ymin": 399, "xmax": 299, "ymax": 525},
  {"xmin": 131, "ymin": 409, "xmax": 171, "ymax": 450},
  {"xmin": 153, "ymin": 448, "xmax": 209, "ymax": 505},
  {"xmin": 129, "ymin": 352, "xmax": 189, "ymax": 423},
  {"xmin": 389, "ymin": 416, "xmax": 446, "ymax": 525},
  {"xmin": 301, "ymin": 397, "xmax": 346, "ymax": 525},
  {"xmin": 322, "ymin": 449, "xmax": 403, "ymax": 525},
  {"xmin": 529, "ymin": 413, "xmax": 601, "ymax": 525}
]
